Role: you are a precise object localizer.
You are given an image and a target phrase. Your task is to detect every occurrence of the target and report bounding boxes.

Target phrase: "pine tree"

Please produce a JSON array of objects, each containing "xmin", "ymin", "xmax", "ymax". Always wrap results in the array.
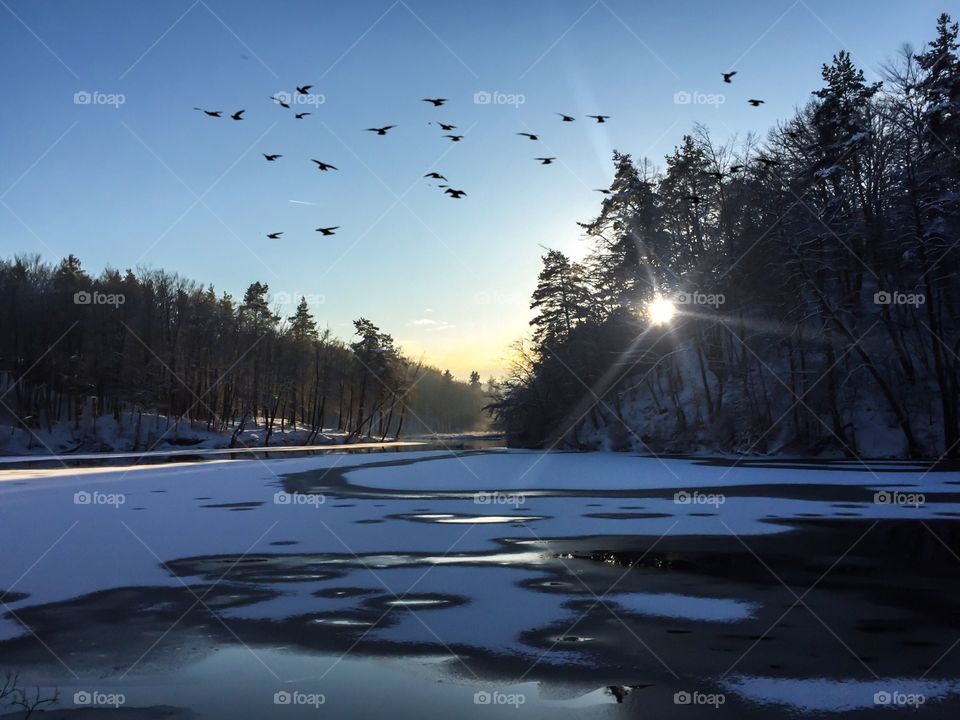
[
  {"xmin": 529, "ymin": 250, "xmax": 591, "ymax": 348},
  {"xmin": 288, "ymin": 297, "xmax": 318, "ymax": 342}
]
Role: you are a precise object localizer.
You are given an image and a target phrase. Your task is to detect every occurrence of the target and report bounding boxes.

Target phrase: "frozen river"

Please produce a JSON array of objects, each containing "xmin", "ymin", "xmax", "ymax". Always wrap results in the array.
[{"xmin": 1, "ymin": 449, "xmax": 959, "ymax": 717}]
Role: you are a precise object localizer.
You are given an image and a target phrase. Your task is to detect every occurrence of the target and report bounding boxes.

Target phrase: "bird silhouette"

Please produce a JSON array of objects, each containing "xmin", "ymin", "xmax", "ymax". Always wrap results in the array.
[
  {"xmin": 722, "ymin": 71, "xmax": 737, "ymax": 83},
  {"xmin": 366, "ymin": 125, "xmax": 397, "ymax": 135},
  {"xmin": 444, "ymin": 135, "xmax": 464, "ymax": 142},
  {"xmin": 757, "ymin": 156, "xmax": 780, "ymax": 167},
  {"xmin": 193, "ymin": 108, "xmax": 222, "ymax": 117},
  {"xmin": 311, "ymin": 160, "xmax": 337, "ymax": 171},
  {"xmin": 594, "ymin": 189, "xmax": 611, "ymax": 194},
  {"xmin": 729, "ymin": 165, "xmax": 744, "ymax": 173},
  {"xmin": 266, "ymin": 232, "xmax": 283, "ymax": 239},
  {"xmin": 557, "ymin": 113, "xmax": 575, "ymax": 122},
  {"xmin": 748, "ymin": 99, "xmax": 765, "ymax": 107},
  {"xmin": 295, "ymin": 112, "xmax": 311, "ymax": 119},
  {"xmin": 296, "ymin": 85, "xmax": 313, "ymax": 94},
  {"xmin": 444, "ymin": 188, "xmax": 466, "ymax": 199},
  {"xmin": 587, "ymin": 115, "xmax": 610, "ymax": 123},
  {"xmin": 706, "ymin": 171, "xmax": 726, "ymax": 181},
  {"xmin": 315, "ymin": 226, "xmax": 339, "ymax": 235},
  {"xmin": 516, "ymin": 132, "xmax": 539, "ymax": 140},
  {"xmin": 230, "ymin": 110, "xmax": 245, "ymax": 120},
  {"xmin": 271, "ymin": 96, "xmax": 291, "ymax": 109},
  {"xmin": 263, "ymin": 154, "xmax": 283, "ymax": 161},
  {"xmin": 422, "ymin": 98, "xmax": 447, "ymax": 107},
  {"xmin": 535, "ymin": 157, "xmax": 556, "ymax": 165},
  {"xmin": 424, "ymin": 172, "xmax": 447, "ymax": 180},
  {"xmin": 437, "ymin": 122, "xmax": 457, "ymax": 131}
]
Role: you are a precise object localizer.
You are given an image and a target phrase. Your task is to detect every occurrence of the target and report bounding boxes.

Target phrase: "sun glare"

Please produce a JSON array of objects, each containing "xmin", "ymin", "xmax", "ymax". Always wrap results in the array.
[{"xmin": 647, "ymin": 296, "xmax": 676, "ymax": 325}]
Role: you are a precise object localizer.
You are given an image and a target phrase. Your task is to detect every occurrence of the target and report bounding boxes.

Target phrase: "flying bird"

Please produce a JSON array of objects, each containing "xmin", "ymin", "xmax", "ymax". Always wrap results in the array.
[
  {"xmin": 722, "ymin": 71, "xmax": 737, "ymax": 83},
  {"xmin": 296, "ymin": 85, "xmax": 313, "ymax": 94},
  {"xmin": 193, "ymin": 108, "xmax": 222, "ymax": 117},
  {"xmin": 437, "ymin": 122, "xmax": 457, "ymax": 131},
  {"xmin": 230, "ymin": 110, "xmax": 245, "ymax": 120},
  {"xmin": 266, "ymin": 232, "xmax": 283, "ymax": 239},
  {"xmin": 587, "ymin": 115, "xmax": 610, "ymax": 123},
  {"xmin": 311, "ymin": 159, "xmax": 337, "ymax": 171},
  {"xmin": 444, "ymin": 188, "xmax": 466, "ymax": 199},
  {"xmin": 535, "ymin": 157, "xmax": 556, "ymax": 165},
  {"xmin": 729, "ymin": 165, "xmax": 744, "ymax": 173},
  {"xmin": 516, "ymin": 132, "xmax": 539, "ymax": 140},
  {"xmin": 557, "ymin": 113, "xmax": 575, "ymax": 122},
  {"xmin": 748, "ymin": 99, "xmax": 765, "ymax": 107},
  {"xmin": 295, "ymin": 112, "xmax": 311, "ymax": 119},
  {"xmin": 315, "ymin": 226, "xmax": 339, "ymax": 236},
  {"xmin": 444, "ymin": 135, "xmax": 464, "ymax": 142},
  {"xmin": 594, "ymin": 189, "xmax": 611, "ymax": 194},
  {"xmin": 422, "ymin": 98, "xmax": 447, "ymax": 107},
  {"xmin": 366, "ymin": 125, "xmax": 397, "ymax": 135},
  {"xmin": 263, "ymin": 153, "xmax": 283, "ymax": 161},
  {"xmin": 271, "ymin": 96, "xmax": 291, "ymax": 108},
  {"xmin": 757, "ymin": 156, "xmax": 780, "ymax": 167},
  {"xmin": 424, "ymin": 172, "xmax": 447, "ymax": 180}
]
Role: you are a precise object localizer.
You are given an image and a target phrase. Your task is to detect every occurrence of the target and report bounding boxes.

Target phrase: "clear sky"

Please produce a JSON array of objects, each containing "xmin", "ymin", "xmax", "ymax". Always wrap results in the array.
[{"xmin": 0, "ymin": 0, "xmax": 947, "ymax": 380}]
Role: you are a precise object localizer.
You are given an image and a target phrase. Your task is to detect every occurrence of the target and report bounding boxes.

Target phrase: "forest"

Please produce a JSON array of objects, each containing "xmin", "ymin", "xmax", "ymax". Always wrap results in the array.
[
  {"xmin": 490, "ymin": 14, "xmax": 960, "ymax": 459},
  {"xmin": 0, "ymin": 254, "xmax": 488, "ymax": 451}
]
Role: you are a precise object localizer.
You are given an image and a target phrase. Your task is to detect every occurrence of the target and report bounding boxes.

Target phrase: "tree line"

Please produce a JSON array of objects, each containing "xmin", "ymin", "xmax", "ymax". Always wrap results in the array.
[
  {"xmin": 0, "ymin": 254, "xmax": 488, "ymax": 450},
  {"xmin": 490, "ymin": 14, "xmax": 960, "ymax": 458}
]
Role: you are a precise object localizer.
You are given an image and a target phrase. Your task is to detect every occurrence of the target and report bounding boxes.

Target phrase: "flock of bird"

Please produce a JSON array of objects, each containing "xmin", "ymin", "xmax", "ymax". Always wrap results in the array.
[{"xmin": 192, "ymin": 72, "xmax": 764, "ymax": 239}]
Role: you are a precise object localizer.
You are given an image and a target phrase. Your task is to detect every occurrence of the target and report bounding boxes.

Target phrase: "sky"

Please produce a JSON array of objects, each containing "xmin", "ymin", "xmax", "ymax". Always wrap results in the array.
[{"xmin": 0, "ymin": 0, "xmax": 948, "ymax": 380}]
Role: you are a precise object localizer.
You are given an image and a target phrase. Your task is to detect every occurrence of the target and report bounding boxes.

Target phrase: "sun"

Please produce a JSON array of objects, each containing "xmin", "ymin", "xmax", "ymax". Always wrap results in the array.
[{"xmin": 647, "ymin": 296, "xmax": 676, "ymax": 325}]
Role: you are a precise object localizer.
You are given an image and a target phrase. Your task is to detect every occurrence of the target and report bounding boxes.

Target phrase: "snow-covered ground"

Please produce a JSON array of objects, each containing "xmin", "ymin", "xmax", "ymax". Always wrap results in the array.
[{"xmin": 0, "ymin": 412, "xmax": 358, "ymax": 458}]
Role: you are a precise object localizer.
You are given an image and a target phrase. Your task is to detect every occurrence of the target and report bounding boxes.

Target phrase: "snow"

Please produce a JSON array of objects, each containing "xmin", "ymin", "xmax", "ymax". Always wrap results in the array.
[
  {"xmin": 723, "ymin": 676, "xmax": 958, "ymax": 712},
  {"xmin": 0, "ymin": 449, "xmax": 957, "ymax": 656},
  {"xmin": 608, "ymin": 592, "xmax": 757, "ymax": 622},
  {"xmin": 0, "ymin": 439, "xmax": 425, "ymax": 465},
  {"xmin": 0, "ymin": 411, "xmax": 363, "ymax": 458}
]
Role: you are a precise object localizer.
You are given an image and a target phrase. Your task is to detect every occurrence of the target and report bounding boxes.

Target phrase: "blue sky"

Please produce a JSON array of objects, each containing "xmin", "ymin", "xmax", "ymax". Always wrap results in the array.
[{"xmin": 0, "ymin": 0, "xmax": 947, "ymax": 379}]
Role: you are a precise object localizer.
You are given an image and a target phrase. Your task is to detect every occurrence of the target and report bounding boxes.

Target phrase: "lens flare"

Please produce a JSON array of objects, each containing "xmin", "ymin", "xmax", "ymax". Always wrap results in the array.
[{"xmin": 647, "ymin": 296, "xmax": 676, "ymax": 325}]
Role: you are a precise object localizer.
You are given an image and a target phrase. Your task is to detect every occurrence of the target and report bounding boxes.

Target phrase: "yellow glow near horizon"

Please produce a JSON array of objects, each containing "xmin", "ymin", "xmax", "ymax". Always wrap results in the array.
[{"xmin": 647, "ymin": 296, "xmax": 676, "ymax": 325}]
